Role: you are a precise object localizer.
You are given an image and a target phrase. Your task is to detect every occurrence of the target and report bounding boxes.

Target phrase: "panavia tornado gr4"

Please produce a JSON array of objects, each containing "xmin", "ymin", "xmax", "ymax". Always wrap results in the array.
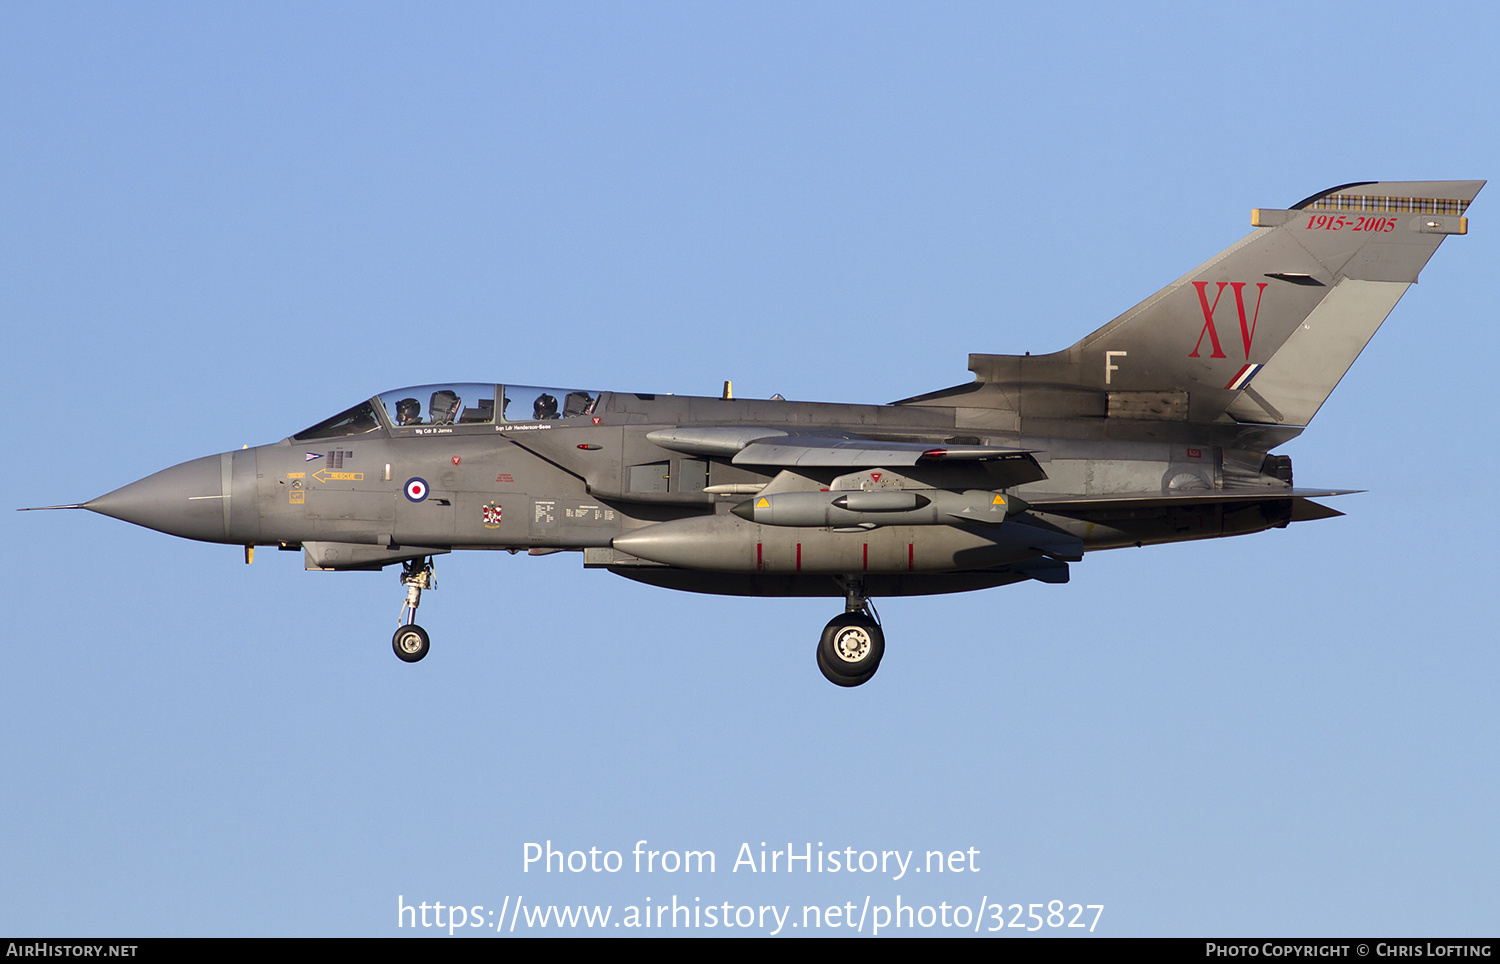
[{"xmin": 28, "ymin": 179, "xmax": 1481, "ymax": 686}]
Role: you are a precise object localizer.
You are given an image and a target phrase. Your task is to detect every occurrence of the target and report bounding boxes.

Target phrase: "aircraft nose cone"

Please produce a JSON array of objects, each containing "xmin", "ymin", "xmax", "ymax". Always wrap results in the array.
[{"xmin": 85, "ymin": 453, "xmax": 229, "ymax": 542}]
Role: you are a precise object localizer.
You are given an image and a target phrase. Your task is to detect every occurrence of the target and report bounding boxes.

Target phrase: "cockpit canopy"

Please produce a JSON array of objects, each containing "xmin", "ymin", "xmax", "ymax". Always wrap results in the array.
[
  {"xmin": 381, "ymin": 383, "xmax": 500, "ymax": 427},
  {"xmin": 292, "ymin": 383, "xmax": 600, "ymax": 442}
]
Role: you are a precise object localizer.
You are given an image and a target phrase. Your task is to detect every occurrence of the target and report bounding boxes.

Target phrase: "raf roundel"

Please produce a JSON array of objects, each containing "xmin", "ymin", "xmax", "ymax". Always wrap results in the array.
[{"xmin": 404, "ymin": 477, "xmax": 429, "ymax": 503}]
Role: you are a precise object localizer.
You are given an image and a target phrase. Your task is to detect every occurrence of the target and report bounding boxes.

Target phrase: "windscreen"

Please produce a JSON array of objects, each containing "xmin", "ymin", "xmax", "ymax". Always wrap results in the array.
[{"xmin": 292, "ymin": 400, "xmax": 382, "ymax": 441}]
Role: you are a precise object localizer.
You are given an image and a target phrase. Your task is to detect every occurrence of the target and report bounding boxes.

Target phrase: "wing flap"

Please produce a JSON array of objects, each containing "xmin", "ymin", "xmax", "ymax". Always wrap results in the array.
[
  {"xmin": 646, "ymin": 426, "xmax": 1034, "ymax": 467},
  {"xmin": 733, "ymin": 436, "xmax": 1032, "ymax": 467}
]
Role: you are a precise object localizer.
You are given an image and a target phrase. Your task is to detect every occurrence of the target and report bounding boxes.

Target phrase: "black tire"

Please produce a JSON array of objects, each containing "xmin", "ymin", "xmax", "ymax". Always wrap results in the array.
[
  {"xmin": 817, "ymin": 646, "xmax": 878, "ymax": 687},
  {"xmin": 817, "ymin": 613, "xmax": 884, "ymax": 680},
  {"xmin": 392, "ymin": 624, "xmax": 430, "ymax": 663}
]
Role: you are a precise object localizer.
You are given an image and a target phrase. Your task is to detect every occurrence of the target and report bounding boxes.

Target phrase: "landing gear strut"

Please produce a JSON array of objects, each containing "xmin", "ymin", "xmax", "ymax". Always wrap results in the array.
[
  {"xmin": 817, "ymin": 578, "xmax": 885, "ymax": 687},
  {"xmin": 392, "ymin": 557, "xmax": 435, "ymax": 663}
]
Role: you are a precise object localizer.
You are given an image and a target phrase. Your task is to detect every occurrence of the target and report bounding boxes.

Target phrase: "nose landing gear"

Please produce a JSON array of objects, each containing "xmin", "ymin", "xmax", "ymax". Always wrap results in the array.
[
  {"xmin": 817, "ymin": 578, "xmax": 885, "ymax": 687},
  {"xmin": 392, "ymin": 557, "xmax": 435, "ymax": 663}
]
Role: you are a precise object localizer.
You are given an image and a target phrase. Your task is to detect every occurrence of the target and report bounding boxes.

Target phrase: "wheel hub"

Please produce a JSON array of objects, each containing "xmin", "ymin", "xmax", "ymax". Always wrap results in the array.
[{"xmin": 832, "ymin": 626, "xmax": 871, "ymax": 663}]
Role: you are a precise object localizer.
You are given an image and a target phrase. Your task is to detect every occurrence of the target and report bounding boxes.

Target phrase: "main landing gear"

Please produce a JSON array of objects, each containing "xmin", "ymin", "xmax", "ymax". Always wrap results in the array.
[
  {"xmin": 392, "ymin": 557, "xmax": 435, "ymax": 663},
  {"xmin": 817, "ymin": 578, "xmax": 885, "ymax": 687}
]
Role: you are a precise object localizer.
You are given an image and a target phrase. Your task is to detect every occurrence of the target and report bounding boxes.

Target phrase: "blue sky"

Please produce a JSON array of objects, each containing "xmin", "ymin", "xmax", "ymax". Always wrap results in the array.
[{"xmin": 4, "ymin": 2, "xmax": 1497, "ymax": 936}]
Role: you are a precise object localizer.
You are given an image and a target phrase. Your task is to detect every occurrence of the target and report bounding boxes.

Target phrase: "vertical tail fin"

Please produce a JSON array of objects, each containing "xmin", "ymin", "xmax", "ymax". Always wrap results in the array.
[{"xmin": 955, "ymin": 180, "xmax": 1483, "ymax": 429}]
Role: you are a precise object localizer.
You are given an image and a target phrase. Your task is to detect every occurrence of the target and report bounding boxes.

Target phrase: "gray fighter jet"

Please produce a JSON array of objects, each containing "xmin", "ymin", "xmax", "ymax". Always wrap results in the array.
[{"xmin": 26, "ymin": 179, "xmax": 1482, "ymax": 686}]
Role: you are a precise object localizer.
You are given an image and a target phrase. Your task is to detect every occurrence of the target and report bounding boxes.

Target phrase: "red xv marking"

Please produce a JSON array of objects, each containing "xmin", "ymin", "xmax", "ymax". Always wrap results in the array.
[
  {"xmin": 1233, "ymin": 282, "xmax": 1268, "ymax": 357},
  {"xmin": 1190, "ymin": 282, "xmax": 1228, "ymax": 358},
  {"xmin": 1190, "ymin": 281, "xmax": 1268, "ymax": 359}
]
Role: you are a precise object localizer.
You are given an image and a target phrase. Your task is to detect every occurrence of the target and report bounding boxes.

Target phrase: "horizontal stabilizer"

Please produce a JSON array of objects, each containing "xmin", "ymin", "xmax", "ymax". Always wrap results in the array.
[
  {"xmin": 1027, "ymin": 487, "xmax": 1358, "ymax": 514},
  {"xmin": 1290, "ymin": 499, "xmax": 1344, "ymax": 522}
]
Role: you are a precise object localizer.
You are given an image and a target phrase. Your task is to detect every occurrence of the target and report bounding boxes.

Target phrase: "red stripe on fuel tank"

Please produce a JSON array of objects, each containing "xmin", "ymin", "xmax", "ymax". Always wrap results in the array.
[
  {"xmin": 908, "ymin": 543, "xmax": 914, "ymax": 571},
  {"xmin": 796, "ymin": 543, "xmax": 801, "ymax": 571},
  {"xmin": 862, "ymin": 543, "xmax": 868, "ymax": 571},
  {"xmin": 756, "ymin": 542, "xmax": 762, "ymax": 572}
]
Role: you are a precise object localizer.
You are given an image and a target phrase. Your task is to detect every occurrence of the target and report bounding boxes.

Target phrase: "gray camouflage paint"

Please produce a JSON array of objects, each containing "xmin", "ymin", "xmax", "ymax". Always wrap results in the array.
[{"xmin": 65, "ymin": 180, "xmax": 1482, "ymax": 673}]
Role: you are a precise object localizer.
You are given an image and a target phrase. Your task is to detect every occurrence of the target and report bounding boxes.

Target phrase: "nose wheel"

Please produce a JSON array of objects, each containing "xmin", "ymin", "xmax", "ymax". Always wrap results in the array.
[
  {"xmin": 817, "ymin": 579, "xmax": 884, "ymax": 686},
  {"xmin": 393, "ymin": 624, "xmax": 430, "ymax": 663},
  {"xmin": 392, "ymin": 557, "xmax": 435, "ymax": 663}
]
